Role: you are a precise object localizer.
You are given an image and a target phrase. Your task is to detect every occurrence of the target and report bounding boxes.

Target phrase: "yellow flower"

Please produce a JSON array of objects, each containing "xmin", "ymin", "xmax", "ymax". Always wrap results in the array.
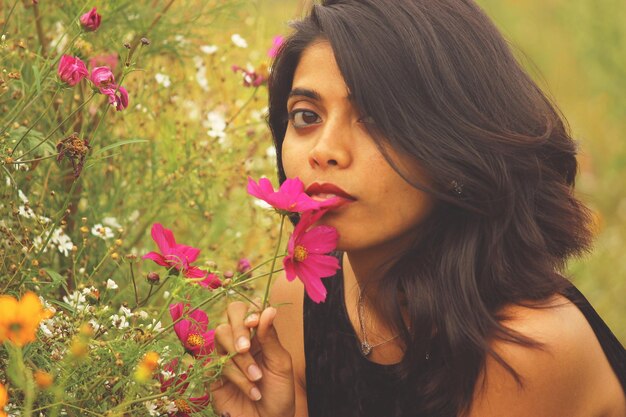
[
  {"xmin": 134, "ymin": 351, "xmax": 160, "ymax": 383},
  {"xmin": 0, "ymin": 292, "xmax": 53, "ymax": 347},
  {"xmin": 0, "ymin": 382, "xmax": 8, "ymax": 417}
]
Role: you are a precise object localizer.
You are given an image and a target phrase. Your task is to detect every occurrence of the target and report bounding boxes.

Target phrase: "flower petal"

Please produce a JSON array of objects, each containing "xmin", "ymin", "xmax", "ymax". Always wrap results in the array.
[
  {"xmin": 188, "ymin": 308, "xmax": 209, "ymax": 331},
  {"xmin": 142, "ymin": 251, "xmax": 169, "ymax": 266},
  {"xmin": 151, "ymin": 223, "xmax": 177, "ymax": 254},
  {"xmin": 299, "ymin": 225, "xmax": 339, "ymax": 254}
]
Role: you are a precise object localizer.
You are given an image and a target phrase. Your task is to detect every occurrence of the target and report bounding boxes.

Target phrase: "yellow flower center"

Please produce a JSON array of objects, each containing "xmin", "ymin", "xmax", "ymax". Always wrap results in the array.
[
  {"xmin": 186, "ymin": 333, "xmax": 205, "ymax": 347},
  {"xmin": 294, "ymin": 245, "xmax": 308, "ymax": 262},
  {"xmin": 174, "ymin": 398, "xmax": 193, "ymax": 413}
]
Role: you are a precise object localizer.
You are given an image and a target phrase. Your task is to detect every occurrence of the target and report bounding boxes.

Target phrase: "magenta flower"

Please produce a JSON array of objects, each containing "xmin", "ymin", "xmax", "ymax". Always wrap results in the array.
[
  {"xmin": 197, "ymin": 272, "xmax": 222, "ymax": 289},
  {"xmin": 89, "ymin": 66, "xmax": 115, "ymax": 88},
  {"xmin": 80, "ymin": 7, "xmax": 101, "ymax": 32},
  {"xmin": 284, "ymin": 210, "xmax": 340, "ymax": 303},
  {"xmin": 57, "ymin": 55, "xmax": 89, "ymax": 86},
  {"xmin": 247, "ymin": 177, "xmax": 343, "ymax": 213},
  {"xmin": 101, "ymin": 85, "xmax": 129, "ymax": 111},
  {"xmin": 157, "ymin": 359, "xmax": 210, "ymax": 416},
  {"xmin": 267, "ymin": 35, "xmax": 284, "ymax": 58},
  {"xmin": 231, "ymin": 64, "xmax": 267, "ymax": 88},
  {"xmin": 169, "ymin": 303, "xmax": 215, "ymax": 358},
  {"xmin": 143, "ymin": 223, "xmax": 202, "ymax": 276}
]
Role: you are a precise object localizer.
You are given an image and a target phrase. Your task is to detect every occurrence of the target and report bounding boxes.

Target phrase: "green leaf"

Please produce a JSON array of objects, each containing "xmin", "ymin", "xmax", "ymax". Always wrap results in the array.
[
  {"xmin": 93, "ymin": 138, "xmax": 148, "ymax": 156},
  {"xmin": 43, "ymin": 268, "xmax": 69, "ymax": 292},
  {"xmin": 8, "ymin": 126, "xmax": 55, "ymax": 155}
]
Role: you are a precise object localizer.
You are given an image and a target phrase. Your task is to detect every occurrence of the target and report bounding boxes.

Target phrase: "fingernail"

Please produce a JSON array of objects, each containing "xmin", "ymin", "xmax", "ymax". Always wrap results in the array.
[
  {"xmin": 248, "ymin": 364, "xmax": 262, "ymax": 381},
  {"xmin": 250, "ymin": 386, "xmax": 262, "ymax": 401},
  {"xmin": 236, "ymin": 336, "xmax": 250, "ymax": 351}
]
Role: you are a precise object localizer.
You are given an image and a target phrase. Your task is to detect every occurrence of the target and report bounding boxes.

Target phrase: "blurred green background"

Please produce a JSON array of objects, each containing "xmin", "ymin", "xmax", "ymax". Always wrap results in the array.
[{"xmin": 256, "ymin": 0, "xmax": 626, "ymax": 340}]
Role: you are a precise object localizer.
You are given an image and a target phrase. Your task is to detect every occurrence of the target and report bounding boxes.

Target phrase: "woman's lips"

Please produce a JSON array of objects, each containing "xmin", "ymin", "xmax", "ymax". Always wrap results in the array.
[{"xmin": 305, "ymin": 182, "xmax": 356, "ymax": 203}]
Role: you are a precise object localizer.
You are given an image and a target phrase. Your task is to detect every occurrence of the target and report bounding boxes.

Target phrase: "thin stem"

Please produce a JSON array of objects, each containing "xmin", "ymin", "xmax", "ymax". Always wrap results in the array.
[
  {"xmin": 262, "ymin": 215, "xmax": 286, "ymax": 311},
  {"xmin": 1, "ymin": 0, "xmax": 19, "ymax": 37},
  {"xmin": 11, "ymin": 86, "xmax": 61, "ymax": 153},
  {"xmin": 130, "ymin": 261, "xmax": 139, "ymax": 307},
  {"xmin": 17, "ymin": 93, "xmax": 96, "ymax": 161},
  {"xmin": 5, "ymin": 154, "xmax": 58, "ymax": 165},
  {"xmin": 32, "ymin": 1, "xmax": 47, "ymax": 57},
  {"xmin": 226, "ymin": 86, "xmax": 259, "ymax": 126}
]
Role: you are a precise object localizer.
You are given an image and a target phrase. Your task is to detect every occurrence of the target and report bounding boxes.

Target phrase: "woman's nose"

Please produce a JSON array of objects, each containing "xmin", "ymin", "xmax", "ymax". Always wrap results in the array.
[{"xmin": 308, "ymin": 120, "xmax": 352, "ymax": 169}]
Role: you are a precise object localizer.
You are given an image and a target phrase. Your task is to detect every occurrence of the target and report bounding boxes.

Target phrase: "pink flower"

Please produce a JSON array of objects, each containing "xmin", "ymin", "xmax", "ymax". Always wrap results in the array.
[
  {"xmin": 247, "ymin": 177, "xmax": 343, "ymax": 213},
  {"xmin": 89, "ymin": 53, "xmax": 118, "ymax": 71},
  {"xmin": 284, "ymin": 210, "xmax": 340, "ymax": 303},
  {"xmin": 237, "ymin": 258, "xmax": 252, "ymax": 274},
  {"xmin": 197, "ymin": 273, "xmax": 222, "ymax": 289},
  {"xmin": 80, "ymin": 7, "xmax": 101, "ymax": 32},
  {"xmin": 89, "ymin": 66, "xmax": 115, "ymax": 88},
  {"xmin": 231, "ymin": 64, "xmax": 267, "ymax": 88},
  {"xmin": 101, "ymin": 85, "xmax": 129, "ymax": 111},
  {"xmin": 57, "ymin": 55, "xmax": 89, "ymax": 86},
  {"xmin": 169, "ymin": 303, "xmax": 215, "ymax": 358},
  {"xmin": 157, "ymin": 359, "xmax": 210, "ymax": 416},
  {"xmin": 267, "ymin": 35, "xmax": 284, "ymax": 58},
  {"xmin": 142, "ymin": 223, "xmax": 203, "ymax": 277}
]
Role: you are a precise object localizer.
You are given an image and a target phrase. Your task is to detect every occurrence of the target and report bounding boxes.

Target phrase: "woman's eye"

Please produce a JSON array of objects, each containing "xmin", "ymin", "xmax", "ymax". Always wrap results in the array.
[{"xmin": 288, "ymin": 109, "xmax": 321, "ymax": 128}]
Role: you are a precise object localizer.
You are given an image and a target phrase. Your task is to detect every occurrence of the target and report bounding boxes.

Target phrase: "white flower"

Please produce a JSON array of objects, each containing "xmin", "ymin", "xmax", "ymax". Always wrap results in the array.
[
  {"xmin": 155, "ymin": 73, "xmax": 171, "ymax": 88},
  {"xmin": 62, "ymin": 290, "xmax": 87, "ymax": 311},
  {"xmin": 145, "ymin": 401, "xmax": 159, "ymax": 416},
  {"xmin": 164, "ymin": 401, "xmax": 178, "ymax": 414},
  {"xmin": 119, "ymin": 306, "xmax": 132, "ymax": 317},
  {"xmin": 18, "ymin": 189, "xmax": 28, "ymax": 203},
  {"xmin": 200, "ymin": 44, "xmax": 218, "ymax": 55},
  {"xmin": 127, "ymin": 210, "xmax": 140, "ymax": 223},
  {"xmin": 88, "ymin": 319, "xmax": 101, "ymax": 333},
  {"xmin": 138, "ymin": 310, "xmax": 149, "ymax": 320},
  {"xmin": 163, "ymin": 291, "xmax": 170, "ymax": 299},
  {"xmin": 161, "ymin": 369, "xmax": 175, "ymax": 380},
  {"xmin": 91, "ymin": 224, "xmax": 114, "ymax": 240},
  {"xmin": 106, "ymin": 279, "xmax": 118, "ymax": 290},
  {"xmin": 18, "ymin": 205, "xmax": 35, "ymax": 218},
  {"xmin": 193, "ymin": 56, "xmax": 209, "ymax": 91},
  {"xmin": 102, "ymin": 216, "xmax": 122, "ymax": 229},
  {"xmin": 110, "ymin": 314, "xmax": 129, "ymax": 329},
  {"xmin": 150, "ymin": 319, "xmax": 163, "ymax": 333},
  {"xmin": 50, "ymin": 228, "xmax": 73, "ymax": 256},
  {"xmin": 40, "ymin": 321, "xmax": 54, "ymax": 337},
  {"xmin": 231, "ymin": 33, "xmax": 248, "ymax": 48},
  {"xmin": 205, "ymin": 111, "xmax": 227, "ymax": 139}
]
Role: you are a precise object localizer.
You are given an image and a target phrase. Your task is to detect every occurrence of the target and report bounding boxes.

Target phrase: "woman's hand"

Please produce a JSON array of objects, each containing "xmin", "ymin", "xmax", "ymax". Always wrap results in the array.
[{"xmin": 210, "ymin": 301, "xmax": 295, "ymax": 417}]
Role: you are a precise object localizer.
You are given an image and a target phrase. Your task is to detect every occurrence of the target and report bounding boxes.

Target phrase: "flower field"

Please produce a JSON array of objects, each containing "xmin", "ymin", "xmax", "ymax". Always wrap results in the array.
[{"xmin": 1, "ymin": 0, "xmax": 624, "ymax": 416}]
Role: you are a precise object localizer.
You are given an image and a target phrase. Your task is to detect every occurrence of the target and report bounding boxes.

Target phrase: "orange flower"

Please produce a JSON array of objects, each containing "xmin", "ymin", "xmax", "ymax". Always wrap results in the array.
[
  {"xmin": 134, "ymin": 351, "xmax": 160, "ymax": 382},
  {"xmin": 34, "ymin": 370, "xmax": 54, "ymax": 389},
  {"xmin": 0, "ymin": 382, "xmax": 8, "ymax": 417},
  {"xmin": 0, "ymin": 292, "xmax": 53, "ymax": 347}
]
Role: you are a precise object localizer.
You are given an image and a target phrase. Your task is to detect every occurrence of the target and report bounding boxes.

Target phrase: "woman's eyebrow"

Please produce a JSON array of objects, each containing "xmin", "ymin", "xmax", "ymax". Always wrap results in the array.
[{"xmin": 288, "ymin": 88, "xmax": 321, "ymax": 101}]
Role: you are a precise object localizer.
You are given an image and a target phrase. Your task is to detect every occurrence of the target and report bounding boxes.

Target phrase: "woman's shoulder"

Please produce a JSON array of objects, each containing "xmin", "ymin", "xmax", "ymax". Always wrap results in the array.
[{"xmin": 469, "ymin": 294, "xmax": 626, "ymax": 417}]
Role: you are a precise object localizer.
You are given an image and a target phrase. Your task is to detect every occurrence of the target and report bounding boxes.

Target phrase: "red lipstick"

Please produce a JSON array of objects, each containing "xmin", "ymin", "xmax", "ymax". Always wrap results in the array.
[{"xmin": 305, "ymin": 182, "xmax": 356, "ymax": 200}]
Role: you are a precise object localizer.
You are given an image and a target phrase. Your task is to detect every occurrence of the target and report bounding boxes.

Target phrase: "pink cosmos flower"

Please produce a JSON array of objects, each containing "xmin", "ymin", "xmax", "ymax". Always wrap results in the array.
[
  {"xmin": 142, "ymin": 223, "xmax": 203, "ymax": 277},
  {"xmin": 101, "ymin": 85, "xmax": 129, "ymax": 111},
  {"xmin": 231, "ymin": 65, "xmax": 267, "ymax": 88},
  {"xmin": 237, "ymin": 258, "xmax": 252, "ymax": 274},
  {"xmin": 169, "ymin": 303, "xmax": 215, "ymax": 358},
  {"xmin": 89, "ymin": 66, "xmax": 115, "ymax": 88},
  {"xmin": 80, "ymin": 7, "xmax": 101, "ymax": 32},
  {"xmin": 157, "ymin": 359, "xmax": 210, "ymax": 416},
  {"xmin": 57, "ymin": 55, "xmax": 89, "ymax": 86},
  {"xmin": 89, "ymin": 53, "xmax": 119, "ymax": 71},
  {"xmin": 247, "ymin": 177, "xmax": 343, "ymax": 213},
  {"xmin": 267, "ymin": 35, "xmax": 284, "ymax": 58},
  {"xmin": 283, "ymin": 210, "xmax": 340, "ymax": 303},
  {"xmin": 196, "ymin": 272, "xmax": 222, "ymax": 289}
]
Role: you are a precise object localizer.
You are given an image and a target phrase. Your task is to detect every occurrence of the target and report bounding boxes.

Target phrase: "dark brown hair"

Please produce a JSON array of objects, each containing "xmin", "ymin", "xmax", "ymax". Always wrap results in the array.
[{"xmin": 267, "ymin": 0, "xmax": 594, "ymax": 415}]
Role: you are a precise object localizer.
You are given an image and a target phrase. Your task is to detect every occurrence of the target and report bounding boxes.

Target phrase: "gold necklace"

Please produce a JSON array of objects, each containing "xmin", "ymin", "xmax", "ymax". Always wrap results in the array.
[{"xmin": 357, "ymin": 287, "xmax": 400, "ymax": 357}]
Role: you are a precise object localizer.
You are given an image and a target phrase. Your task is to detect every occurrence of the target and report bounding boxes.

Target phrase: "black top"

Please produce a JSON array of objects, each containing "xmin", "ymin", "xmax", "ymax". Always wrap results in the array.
[{"xmin": 303, "ymin": 259, "xmax": 626, "ymax": 417}]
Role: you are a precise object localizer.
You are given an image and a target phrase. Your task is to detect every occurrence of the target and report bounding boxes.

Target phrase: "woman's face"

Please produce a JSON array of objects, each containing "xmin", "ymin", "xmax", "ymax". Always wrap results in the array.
[{"xmin": 281, "ymin": 41, "xmax": 434, "ymax": 253}]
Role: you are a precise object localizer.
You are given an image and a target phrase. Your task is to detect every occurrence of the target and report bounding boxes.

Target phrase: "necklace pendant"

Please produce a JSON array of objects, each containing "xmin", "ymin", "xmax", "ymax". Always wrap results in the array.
[{"xmin": 360, "ymin": 341, "xmax": 372, "ymax": 356}]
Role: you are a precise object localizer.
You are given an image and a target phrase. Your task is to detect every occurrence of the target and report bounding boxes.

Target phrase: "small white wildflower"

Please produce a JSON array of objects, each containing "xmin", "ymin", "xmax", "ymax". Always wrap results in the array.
[
  {"xmin": 18, "ymin": 189, "xmax": 29, "ymax": 203},
  {"xmin": 50, "ymin": 228, "xmax": 73, "ymax": 256},
  {"xmin": 127, "ymin": 210, "xmax": 140, "ymax": 223},
  {"xmin": 163, "ymin": 291, "xmax": 171, "ymax": 299},
  {"xmin": 110, "ymin": 314, "xmax": 129, "ymax": 329},
  {"xmin": 39, "ymin": 321, "xmax": 54, "ymax": 337},
  {"xmin": 164, "ymin": 401, "xmax": 178, "ymax": 414},
  {"xmin": 106, "ymin": 279, "xmax": 118, "ymax": 290},
  {"xmin": 200, "ymin": 44, "xmax": 218, "ymax": 55},
  {"xmin": 88, "ymin": 319, "xmax": 101, "ymax": 333},
  {"xmin": 18, "ymin": 205, "xmax": 35, "ymax": 218},
  {"xmin": 231, "ymin": 33, "xmax": 248, "ymax": 48},
  {"xmin": 150, "ymin": 319, "xmax": 163, "ymax": 333},
  {"xmin": 119, "ymin": 306, "xmax": 132, "ymax": 317},
  {"xmin": 174, "ymin": 34, "xmax": 188, "ymax": 45},
  {"xmin": 205, "ymin": 111, "xmax": 227, "ymax": 139},
  {"xmin": 193, "ymin": 56, "xmax": 209, "ymax": 91},
  {"xmin": 102, "ymin": 216, "xmax": 122, "ymax": 229},
  {"xmin": 145, "ymin": 401, "xmax": 159, "ymax": 416},
  {"xmin": 91, "ymin": 224, "xmax": 114, "ymax": 240},
  {"xmin": 155, "ymin": 73, "xmax": 172, "ymax": 88},
  {"xmin": 160, "ymin": 369, "xmax": 175, "ymax": 380},
  {"xmin": 62, "ymin": 290, "xmax": 87, "ymax": 311},
  {"xmin": 138, "ymin": 310, "xmax": 149, "ymax": 320}
]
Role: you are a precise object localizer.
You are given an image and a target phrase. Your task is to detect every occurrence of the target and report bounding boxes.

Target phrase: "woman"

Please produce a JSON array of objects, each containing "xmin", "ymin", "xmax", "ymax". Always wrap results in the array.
[{"xmin": 210, "ymin": 1, "xmax": 626, "ymax": 416}]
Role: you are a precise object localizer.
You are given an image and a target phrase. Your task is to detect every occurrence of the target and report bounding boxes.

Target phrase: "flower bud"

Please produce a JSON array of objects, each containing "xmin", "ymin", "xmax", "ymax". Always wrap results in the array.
[
  {"xmin": 57, "ymin": 55, "xmax": 89, "ymax": 86},
  {"xmin": 140, "ymin": 37, "xmax": 150, "ymax": 46},
  {"xmin": 79, "ymin": 7, "xmax": 101, "ymax": 32},
  {"xmin": 146, "ymin": 272, "xmax": 160, "ymax": 285},
  {"xmin": 237, "ymin": 258, "xmax": 252, "ymax": 274}
]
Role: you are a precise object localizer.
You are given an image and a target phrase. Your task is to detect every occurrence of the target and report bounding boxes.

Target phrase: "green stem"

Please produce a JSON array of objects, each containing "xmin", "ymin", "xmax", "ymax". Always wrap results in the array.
[
  {"xmin": 130, "ymin": 261, "xmax": 139, "ymax": 307},
  {"xmin": 262, "ymin": 215, "xmax": 286, "ymax": 311},
  {"xmin": 0, "ymin": 0, "xmax": 19, "ymax": 38},
  {"xmin": 12, "ymin": 86, "xmax": 62, "ymax": 153},
  {"xmin": 226, "ymin": 86, "xmax": 259, "ymax": 126},
  {"xmin": 17, "ymin": 93, "xmax": 96, "ymax": 161}
]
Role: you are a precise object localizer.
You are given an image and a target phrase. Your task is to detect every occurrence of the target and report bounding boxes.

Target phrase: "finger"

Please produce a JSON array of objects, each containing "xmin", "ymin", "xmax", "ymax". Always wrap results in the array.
[
  {"xmin": 222, "ymin": 361, "xmax": 263, "ymax": 402},
  {"xmin": 227, "ymin": 301, "xmax": 253, "ymax": 353},
  {"xmin": 214, "ymin": 322, "xmax": 263, "ymax": 382}
]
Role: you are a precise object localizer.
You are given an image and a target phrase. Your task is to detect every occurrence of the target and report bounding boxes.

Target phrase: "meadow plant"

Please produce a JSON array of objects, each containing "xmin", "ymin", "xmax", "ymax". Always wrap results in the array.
[{"xmin": 0, "ymin": 1, "xmax": 341, "ymax": 416}]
